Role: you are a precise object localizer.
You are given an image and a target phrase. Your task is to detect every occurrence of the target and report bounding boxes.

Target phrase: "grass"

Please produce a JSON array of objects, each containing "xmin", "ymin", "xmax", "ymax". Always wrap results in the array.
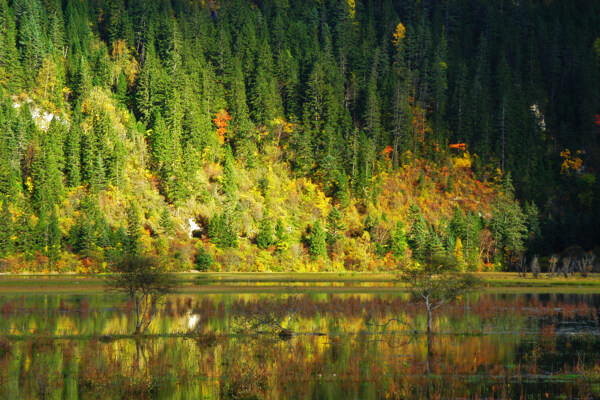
[{"xmin": 1, "ymin": 272, "xmax": 600, "ymax": 294}]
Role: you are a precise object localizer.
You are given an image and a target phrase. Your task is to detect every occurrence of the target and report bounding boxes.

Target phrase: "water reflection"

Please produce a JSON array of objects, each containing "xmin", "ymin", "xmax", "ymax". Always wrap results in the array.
[{"xmin": 0, "ymin": 291, "xmax": 600, "ymax": 398}]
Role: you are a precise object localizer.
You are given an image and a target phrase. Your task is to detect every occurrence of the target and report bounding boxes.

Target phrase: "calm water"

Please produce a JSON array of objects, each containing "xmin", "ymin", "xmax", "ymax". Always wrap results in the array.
[{"xmin": 1, "ymin": 287, "xmax": 600, "ymax": 399}]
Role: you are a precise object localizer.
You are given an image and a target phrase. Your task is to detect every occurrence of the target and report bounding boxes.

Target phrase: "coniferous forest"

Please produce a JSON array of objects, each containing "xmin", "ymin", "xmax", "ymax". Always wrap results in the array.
[{"xmin": 0, "ymin": 0, "xmax": 599, "ymax": 273}]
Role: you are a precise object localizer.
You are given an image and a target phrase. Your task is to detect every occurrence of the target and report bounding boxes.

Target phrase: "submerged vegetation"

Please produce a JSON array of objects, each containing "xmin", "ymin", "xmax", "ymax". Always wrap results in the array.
[
  {"xmin": 0, "ymin": 0, "xmax": 598, "ymax": 273},
  {"xmin": 1, "ymin": 288, "xmax": 600, "ymax": 398}
]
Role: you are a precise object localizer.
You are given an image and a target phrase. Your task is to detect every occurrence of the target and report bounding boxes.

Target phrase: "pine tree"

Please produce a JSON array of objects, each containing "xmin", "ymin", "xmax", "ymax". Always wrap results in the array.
[
  {"xmin": 274, "ymin": 219, "xmax": 288, "ymax": 253},
  {"xmin": 0, "ymin": 197, "xmax": 13, "ymax": 257},
  {"xmin": 159, "ymin": 208, "xmax": 175, "ymax": 237},
  {"xmin": 125, "ymin": 203, "xmax": 142, "ymax": 255},
  {"xmin": 309, "ymin": 220, "xmax": 328, "ymax": 260},
  {"xmin": 47, "ymin": 205, "xmax": 61, "ymax": 267},
  {"xmin": 390, "ymin": 221, "xmax": 407, "ymax": 258},
  {"xmin": 194, "ymin": 246, "xmax": 214, "ymax": 271},
  {"xmin": 0, "ymin": 0, "xmax": 22, "ymax": 89},
  {"xmin": 326, "ymin": 206, "xmax": 346, "ymax": 246},
  {"xmin": 222, "ymin": 145, "xmax": 237, "ymax": 200},
  {"xmin": 208, "ymin": 214, "xmax": 237, "ymax": 249},
  {"xmin": 408, "ymin": 205, "xmax": 430, "ymax": 262},
  {"xmin": 256, "ymin": 214, "xmax": 274, "ymax": 250},
  {"xmin": 490, "ymin": 173, "xmax": 527, "ymax": 268}
]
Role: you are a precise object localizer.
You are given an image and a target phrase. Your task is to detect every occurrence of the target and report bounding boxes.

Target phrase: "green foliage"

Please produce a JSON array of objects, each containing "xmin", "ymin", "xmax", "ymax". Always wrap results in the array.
[
  {"xmin": 0, "ymin": 197, "xmax": 13, "ymax": 257},
  {"xmin": 208, "ymin": 214, "xmax": 237, "ymax": 249},
  {"xmin": 326, "ymin": 207, "xmax": 346, "ymax": 246},
  {"xmin": 222, "ymin": 145, "xmax": 237, "ymax": 200},
  {"xmin": 390, "ymin": 221, "xmax": 407, "ymax": 258},
  {"xmin": 125, "ymin": 203, "xmax": 141, "ymax": 255},
  {"xmin": 194, "ymin": 246, "xmax": 214, "ymax": 272},
  {"xmin": 0, "ymin": 0, "xmax": 595, "ymax": 271},
  {"xmin": 274, "ymin": 219, "xmax": 289, "ymax": 253},
  {"xmin": 256, "ymin": 214, "xmax": 274, "ymax": 250},
  {"xmin": 308, "ymin": 220, "xmax": 327, "ymax": 260}
]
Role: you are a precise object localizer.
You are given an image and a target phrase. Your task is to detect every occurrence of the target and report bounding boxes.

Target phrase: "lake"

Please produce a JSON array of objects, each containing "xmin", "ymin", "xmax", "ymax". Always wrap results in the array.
[{"xmin": 0, "ymin": 279, "xmax": 599, "ymax": 399}]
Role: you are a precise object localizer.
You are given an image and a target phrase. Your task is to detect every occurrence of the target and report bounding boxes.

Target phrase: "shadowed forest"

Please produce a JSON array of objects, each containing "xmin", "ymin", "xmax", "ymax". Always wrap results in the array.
[{"xmin": 0, "ymin": 0, "xmax": 599, "ymax": 273}]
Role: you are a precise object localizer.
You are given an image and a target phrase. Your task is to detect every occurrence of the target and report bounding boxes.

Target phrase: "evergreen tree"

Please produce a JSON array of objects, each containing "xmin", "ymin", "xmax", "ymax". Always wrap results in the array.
[
  {"xmin": 194, "ymin": 246, "xmax": 214, "ymax": 271},
  {"xmin": 326, "ymin": 206, "xmax": 346, "ymax": 246},
  {"xmin": 159, "ymin": 208, "xmax": 175, "ymax": 237},
  {"xmin": 255, "ymin": 214, "xmax": 274, "ymax": 250},
  {"xmin": 208, "ymin": 214, "xmax": 237, "ymax": 249},
  {"xmin": 125, "ymin": 203, "xmax": 142, "ymax": 255},
  {"xmin": 390, "ymin": 221, "xmax": 407, "ymax": 258},
  {"xmin": 274, "ymin": 219, "xmax": 288, "ymax": 253},
  {"xmin": 222, "ymin": 144, "xmax": 237, "ymax": 200},
  {"xmin": 490, "ymin": 174, "xmax": 528, "ymax": 267},
  {"xmin": 0, "ymin": 197, "xmax": 13, "ymax": 257},
  {"xmin": 0, "ymin": 0, "xmax": 22, "ymax": 89},
  {"xmin": 47, "ymin": 205, "xmax": 61, "ymax": 266},
  {"xmin": 309, "ymin": 220, "xmax": 327, "ymax": 260}
]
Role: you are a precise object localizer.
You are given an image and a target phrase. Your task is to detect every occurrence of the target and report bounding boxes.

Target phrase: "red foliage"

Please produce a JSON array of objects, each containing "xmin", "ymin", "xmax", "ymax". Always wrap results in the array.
[{"xmin": 595, "ymin": 114, "xmax": 600, "ymax": 128}]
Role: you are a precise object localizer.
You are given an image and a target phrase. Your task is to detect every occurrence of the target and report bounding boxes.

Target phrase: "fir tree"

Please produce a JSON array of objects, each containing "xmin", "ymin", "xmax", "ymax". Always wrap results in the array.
[
  {"xmin": 159, "ymin": 208, "xmax": 175, "ymax": 237},
  {"xmin": 125, "ymin": 203, "xmax": 142, "ymax": 255},
  {"xmin": 309, "ymin": 220, "xmax": 327, "ymax": 260},
  {"xmin": 0, "ymin": 197, "xmax": 13, "ymax": 257},
  {"xmin": 256, "ymin": 214, "xmax": 274, "ymax": 250},
  {"xmin": 390, "ymin": 221, "xmax": 407, "ymax": 258},
  {"xmin": 194, "ymin": 246, "xmax": 214, "ymax": 271},
  {"xmin": 222, "ymin": 145, "xmax": 237, "ymax": 200},
  {"xmin": 47, "ymin": 206, "xmax": 61, "ymax": 266},
  {"xmin": 274, "ymin": 219, "xmax": 288, "ymax": 253},
  {"xmin": 326, "ymin": 206, "xmax": 346, "ymax": 246}
]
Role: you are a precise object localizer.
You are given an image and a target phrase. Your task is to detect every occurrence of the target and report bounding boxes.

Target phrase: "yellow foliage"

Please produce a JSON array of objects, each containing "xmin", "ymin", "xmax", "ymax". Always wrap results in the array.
[
  {"xmin": 25, "ymin": 176, "xmax": 34, "ymax": 194},
  {"xmin": 453, "ymin": 151, "xmax": 473, "ymax": 170},
  {"xmin": 560, "ymin": 149, "xmax": 583, "ymax": 175},
  {"xmin": 392, "ymin": 23, "xmax": 406, "ymax": 47},
  {"xmin": 454, "ymin": 238, "xmax": 465, "ymax": 269},
  {"xmin": 35, "ymin": 56, "xmax": 59, "ymax": 102},
  {"xmin": 347, "ymin": 0, "xmax": 355, "ymax": 19}
]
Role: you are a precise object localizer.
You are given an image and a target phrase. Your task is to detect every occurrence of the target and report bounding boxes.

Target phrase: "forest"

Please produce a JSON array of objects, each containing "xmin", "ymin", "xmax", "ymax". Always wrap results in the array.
[{"xmin": 0, "ymin": 0, "xmax": 599, "ymax": 273}]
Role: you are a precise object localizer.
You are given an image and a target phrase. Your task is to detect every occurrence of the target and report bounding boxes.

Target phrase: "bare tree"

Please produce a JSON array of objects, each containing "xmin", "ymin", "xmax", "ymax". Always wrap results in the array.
[
  {"xmin": 516, "ymin": 254, "xmax": 528, "ymax": 278},
  {"xmin": 530, "ymin": 255, "xmax": 541, "ymax": 278},
  {"xmin": 577, "ymin": 254, "xmax": 596, "ymax": 277},
  {"xmin": 548, "ymin": 255, "xmax": 559, "ymax": 277},
  {"xmin": 561, "ymin": 257, "xmax": 572, "ymax": 278},
  {"xmin": 105, "ymin": 255, "xmax": 177, "ymax": 335}
]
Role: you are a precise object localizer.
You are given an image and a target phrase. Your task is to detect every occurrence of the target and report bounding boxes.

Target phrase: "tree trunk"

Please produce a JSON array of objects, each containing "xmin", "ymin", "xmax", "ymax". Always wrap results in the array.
[{"xmin": 426, "ymin": 306, "xmax": 432, "ymax": 334}]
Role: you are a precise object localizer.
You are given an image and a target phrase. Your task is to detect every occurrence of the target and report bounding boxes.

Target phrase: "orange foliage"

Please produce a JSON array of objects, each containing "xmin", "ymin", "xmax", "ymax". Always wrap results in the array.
[
  {"xmin": 559, "ymin": 149, "xmax": 583, "ymax": 175},
  {"xmin": 381, "ymin": 145, "xmax": 393, "ymax": 160},
  {"xmin": 213, "ymin": 109, "xmax": 231, "ymax": 144},
  {"xmin": 449, "ymin": 143, "xmax": 466, "ymax": 150}
]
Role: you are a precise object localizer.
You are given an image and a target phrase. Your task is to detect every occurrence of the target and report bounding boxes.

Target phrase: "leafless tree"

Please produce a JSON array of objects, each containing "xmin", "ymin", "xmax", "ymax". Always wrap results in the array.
[
  {"xmin": 548, "ymin": 255, "xmax": 559, "ymax": 277},
  {"xmin": 577, "ymin": 254, "xmax": 596, "ymax": 277},
  {"xmin": 530, "ymin": 255, "xmax": 540, "ymax": 278},
  {"xmin": 561, "ymin": 257, "xmax": 572, "ymax": 278},
  {"xmin": 516, "ymin": 254, "xmax": 528, "ymax": 278}
]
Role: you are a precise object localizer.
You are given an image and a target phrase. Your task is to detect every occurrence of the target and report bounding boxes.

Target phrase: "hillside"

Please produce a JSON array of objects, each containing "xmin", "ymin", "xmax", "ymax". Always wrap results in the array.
[{"xmin": 0, "ymin": 0, "xmax": 599, "ymax": 272}]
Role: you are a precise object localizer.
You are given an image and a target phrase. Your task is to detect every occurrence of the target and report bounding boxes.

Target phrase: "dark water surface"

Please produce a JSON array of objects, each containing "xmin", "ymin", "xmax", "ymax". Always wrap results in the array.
[{"xmin": 1, "ymin": 287, "xmax": 600, "ymax": 399}]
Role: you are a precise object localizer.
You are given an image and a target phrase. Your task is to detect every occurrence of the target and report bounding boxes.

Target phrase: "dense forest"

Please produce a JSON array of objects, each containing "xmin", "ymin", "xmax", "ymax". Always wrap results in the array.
[{"xmin": 0, "ymin": 0, "xmax": 599, "ymax": 273}]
